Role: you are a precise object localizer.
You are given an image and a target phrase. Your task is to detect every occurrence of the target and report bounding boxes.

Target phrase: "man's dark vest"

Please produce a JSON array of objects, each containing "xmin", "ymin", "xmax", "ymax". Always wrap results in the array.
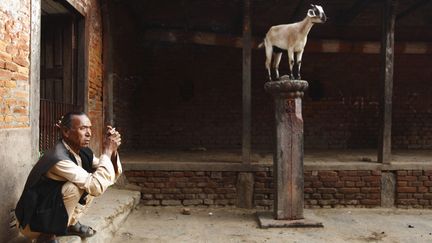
[{"xmin": 15, "ymin": 141, "xmax": 94, "ymax": 235}]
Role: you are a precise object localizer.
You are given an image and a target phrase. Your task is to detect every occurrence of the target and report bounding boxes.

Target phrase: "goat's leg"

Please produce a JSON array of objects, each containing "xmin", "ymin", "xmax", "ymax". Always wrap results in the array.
[
  {"xmin": 296, "ymin": 51, "xmax": 304, "ymax": 79},
  {"xmin": 287, "ymin": 50, "xmax": 295, "ymax": 79},
  {"xmin": 272, "ymin": 52, "xmax": 282, "ymax": 80},
  {"xmin": 264, "ymin": 42, "xmax": 273, "ymax": 81}
]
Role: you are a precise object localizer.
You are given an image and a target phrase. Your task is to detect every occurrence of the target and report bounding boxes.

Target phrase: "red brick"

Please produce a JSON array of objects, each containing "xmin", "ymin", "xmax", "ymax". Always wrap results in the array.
[
  {"xmin": 0, "ymin": 51, "xmax": 12, "ymax": 62},
  {"xmin": 398, "ymin": 176, "xmax": 417, "ymax": 181},
  {"xmin": 5, "ymin": 61, "xmax": 18, "ymax": 72},
  {"xmin": 397, "ymin": 199, "xmax": 418, "ymax": 205},
  {"xmin": 12, "ymin": 56, "xmax": 29, "ymax": 67},
  {"xmin": 360, "ymin": 199, "xmax": 380, "ymax": 205},
  {"xmin": 318, "ymin": 171, "xmax": 337, "ymax": 177},
  {"xmin": 363, "ymin": 176, "xmax": 380, "ymax": 182},
  {"xmin": 408, "ymin": 181, "xmax": 423, "ymax": 187},
  {"xmin": 418, "ymin": 187, "xmax": 429, "ymax": 193},
  {"xmin": 339, "ymin": 188, "xmax": 360, "ymax": 193},
  {"xmin": 0, "ymin": 69, "xmax": 12, "ymax": 79},
  {"xmin": 342, "ymin": 176, "xmax": 361, "ymax": 182},
  {"xmin": 397, "ymin": 171, "xmax": 408, "ymax": 176},
  {"xmin": 397, "ymin": 187, "xmax": 417, "ymax": 193},
  {"xmin": 412, "ymin": 170, "xmax": 423, "ymax": 176},
  {"xmin": 320, "ymin": 176, "xmax": 339, "ymax": 182},
  {"xmin": 371, "ymin": 170, "xmax": 382, "ymax": 176},
  {"xmin": 11, "ymin": 72, "xmax": 28, "ymax": 81},
  {"xmin": 397, "ymin": 181, "xmax": 408, "ymax": 186},
  {"xmin": 356, "ymin": 171, "xmax": 372, "ymax": 176},
  {"xmin": 361, "ymin": 187, "xmax": 380, "ymax": 193},
  {"xmin": 317, "ymin": 188, "xmax": 337, "ymax": 194}
]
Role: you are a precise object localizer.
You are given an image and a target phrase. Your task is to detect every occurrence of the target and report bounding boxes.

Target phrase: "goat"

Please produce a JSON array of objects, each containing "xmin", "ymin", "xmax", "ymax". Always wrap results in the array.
[{"xmin": 258, "ymin": 4, "xmax": 327, "ymax": 81}]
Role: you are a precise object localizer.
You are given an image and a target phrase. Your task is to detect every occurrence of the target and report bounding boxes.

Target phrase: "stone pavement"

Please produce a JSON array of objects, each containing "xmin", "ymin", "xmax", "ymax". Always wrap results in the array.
[{"xmin": 112, "ymin": 206, "xmax": 432, "ymax": 243}]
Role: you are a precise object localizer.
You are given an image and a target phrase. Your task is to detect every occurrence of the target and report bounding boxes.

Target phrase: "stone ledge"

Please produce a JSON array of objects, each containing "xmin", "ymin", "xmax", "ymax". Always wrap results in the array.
[
  {"xmin": 10, "ymin": 188, "xmax": 140, "ymax": 243},
  {"xmin": 123, "ymin": 161, "xmax": 432, "ymax": 172}
]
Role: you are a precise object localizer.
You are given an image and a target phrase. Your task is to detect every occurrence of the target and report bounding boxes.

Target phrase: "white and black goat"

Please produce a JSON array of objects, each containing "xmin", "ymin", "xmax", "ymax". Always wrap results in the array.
[{"xmin": 258, "ymin": 4, "xmax": 327, "ymax": 81}]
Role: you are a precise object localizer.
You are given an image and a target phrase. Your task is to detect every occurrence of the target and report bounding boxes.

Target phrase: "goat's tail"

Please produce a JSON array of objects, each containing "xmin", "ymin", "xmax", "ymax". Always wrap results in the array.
[{"xmin": 257, "ymin": 41, "xmax": 264, "ymax": 48}]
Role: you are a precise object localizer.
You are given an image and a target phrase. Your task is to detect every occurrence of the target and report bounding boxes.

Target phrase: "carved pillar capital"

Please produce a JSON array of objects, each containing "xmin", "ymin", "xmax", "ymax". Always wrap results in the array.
[{"xmin": 264, "ymin": 76, "xmax": 309, "ymax": 99}]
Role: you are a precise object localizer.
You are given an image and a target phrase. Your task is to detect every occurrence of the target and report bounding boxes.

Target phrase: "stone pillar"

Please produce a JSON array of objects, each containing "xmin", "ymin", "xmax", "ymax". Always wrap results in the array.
[
  {"xmin": 265, "ymin": 76, "xmax": 308, "ymax": 220},
  {"xmin": 257, "ymin": 76, "xmax": 322, "ymax": 228}
]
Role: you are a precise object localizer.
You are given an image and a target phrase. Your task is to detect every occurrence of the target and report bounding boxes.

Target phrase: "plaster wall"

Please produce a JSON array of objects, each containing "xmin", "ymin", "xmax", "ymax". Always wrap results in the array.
[{"xmin": 0, "ymin": 128, "xmax": 33, "ymax": 242}]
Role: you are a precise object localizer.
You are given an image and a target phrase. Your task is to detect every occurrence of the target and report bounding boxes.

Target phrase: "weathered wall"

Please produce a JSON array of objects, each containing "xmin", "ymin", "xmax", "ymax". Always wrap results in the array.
[
  {"xmin": 113, "ymin": 42, "xmax": 432, "ymax": 150},
  {"xmin": 0, "ymin": 129, "xmax": 33, "ymax": 242}
]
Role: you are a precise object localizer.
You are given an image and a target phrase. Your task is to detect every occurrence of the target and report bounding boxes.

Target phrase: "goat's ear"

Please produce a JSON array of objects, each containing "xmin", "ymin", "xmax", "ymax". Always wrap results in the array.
[{"xmin": 307, "ymin": 9, "xmax": 316, "ymax": 17}]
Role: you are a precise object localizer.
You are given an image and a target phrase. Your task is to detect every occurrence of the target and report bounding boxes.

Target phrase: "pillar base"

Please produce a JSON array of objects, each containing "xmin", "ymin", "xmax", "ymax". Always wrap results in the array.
[{"xmin": 256, "ymin": 212, "xmax": 323, "ymax": 229}]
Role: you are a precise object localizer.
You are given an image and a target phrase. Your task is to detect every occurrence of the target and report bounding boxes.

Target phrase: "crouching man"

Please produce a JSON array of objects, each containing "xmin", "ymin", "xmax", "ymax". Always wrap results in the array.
[{"xmin": 15, "ymin": 112, "xmax": 122, "ymax": 243}]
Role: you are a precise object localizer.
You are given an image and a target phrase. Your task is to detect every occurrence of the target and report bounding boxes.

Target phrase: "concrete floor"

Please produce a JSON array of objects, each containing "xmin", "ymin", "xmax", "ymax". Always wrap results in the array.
[{"xmin": 112, "ymin": 206, "xmax": 432, "ymax": 243}]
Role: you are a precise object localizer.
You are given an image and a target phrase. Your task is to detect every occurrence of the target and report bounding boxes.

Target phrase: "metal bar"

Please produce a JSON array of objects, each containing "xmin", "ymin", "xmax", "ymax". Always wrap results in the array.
[
  {"xmin": 39, "ymin": 99, "xmax": 80, "ymax": 152},
  {"xmin": 242, "ymin": 0, "xmax": 251, "ymax": 164}
]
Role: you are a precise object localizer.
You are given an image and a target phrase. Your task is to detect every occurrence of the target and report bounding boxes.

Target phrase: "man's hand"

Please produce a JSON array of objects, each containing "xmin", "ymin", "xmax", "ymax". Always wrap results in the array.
[{"xmin": 102, "ymin": 125, "xmax": 122, "ymax": 158}]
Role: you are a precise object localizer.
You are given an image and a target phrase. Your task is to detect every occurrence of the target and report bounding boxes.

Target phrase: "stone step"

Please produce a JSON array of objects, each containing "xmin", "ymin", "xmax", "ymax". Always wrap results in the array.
[{"xmin": 10, "ymin": 188, "xmax": 140, "ymax": 243}]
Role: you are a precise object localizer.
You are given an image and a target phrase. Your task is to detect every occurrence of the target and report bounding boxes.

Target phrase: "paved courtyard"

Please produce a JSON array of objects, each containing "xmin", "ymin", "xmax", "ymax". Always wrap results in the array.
[{"xmin": 112, "ymin": 206, "xmax": 432, "ymax": 243}]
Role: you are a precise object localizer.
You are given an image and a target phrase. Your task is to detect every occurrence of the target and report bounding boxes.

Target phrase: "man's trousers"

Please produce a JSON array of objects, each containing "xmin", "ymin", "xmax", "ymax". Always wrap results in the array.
[{"xmin": 19, "ymin": 182, "xmax": 94, "ymax": 239}]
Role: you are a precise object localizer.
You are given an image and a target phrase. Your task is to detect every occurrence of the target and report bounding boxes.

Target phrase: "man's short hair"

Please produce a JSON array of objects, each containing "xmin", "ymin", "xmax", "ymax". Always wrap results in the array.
[{"xmin": 59, "ymin": 111, "xmax": 86, "ymax": 129}]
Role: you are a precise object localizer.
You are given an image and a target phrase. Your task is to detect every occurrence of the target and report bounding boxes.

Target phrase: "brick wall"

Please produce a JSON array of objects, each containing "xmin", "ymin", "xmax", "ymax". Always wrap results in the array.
[
  {"xmin": 125, "ymin": 169, "xmax": 432, "ymax": 208},
  {"xmin": 112, "ymin": 42, "xmax": 432, "ymax": 150},
  {"xmin": 0, "ymin": 2, "xmax": 31, "ymax": 128},
  {"xmin": 125, "ymin": 171, "xmax": 238, "ymax": 206},
  {"xmin": 85, "ymin": 0, "xmax": 104, "ymax": 153},
  {"xmin": 396, "ymin": 170, "xmax": 432, "ymax": 209},
  {"xmin": 254, "ymin": 170, "xmax": 382, "ymax": 209}
]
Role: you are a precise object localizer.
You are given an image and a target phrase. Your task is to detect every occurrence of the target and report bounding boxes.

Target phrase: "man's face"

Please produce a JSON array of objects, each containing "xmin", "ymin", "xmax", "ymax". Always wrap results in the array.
[{"xmin": 64, "ymin": 114, "xmax": 92, "ymax": 151}]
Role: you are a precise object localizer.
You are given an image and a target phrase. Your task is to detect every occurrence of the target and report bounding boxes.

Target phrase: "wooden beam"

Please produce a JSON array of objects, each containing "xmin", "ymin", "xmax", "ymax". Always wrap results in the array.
[
  {"xmin": 336, "ymin": 0, "xmax": 373, "ymax": 24},
  {"xmin": 396, "ymin": 0, "xmax": 431, "ymax": 21},
  {"xmin": 378, "ymin": 0, "xmax": 397, "ymax": 164},
  {"xmin": 143, "ymin": 29, "xmax": 432, "ymax": 55},
  {"xmin": 144, "ymin": 29, "xmax": 244, "ymax": 47},
  {"xmin": 242, "ymin": 0, "xmax": 251, "ymax": 165}
]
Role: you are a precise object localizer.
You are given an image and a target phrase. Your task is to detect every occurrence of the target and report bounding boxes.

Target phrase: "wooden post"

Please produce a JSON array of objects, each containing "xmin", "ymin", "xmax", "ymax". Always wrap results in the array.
[
  {"xmin": 257, "ymin": 76, "xmax": 322, "ymax": 227},
  {"xmin": 265, "ymin": 77, "xmax": 308, "ymax": 220},
  {"xmin": 378, "ymin": 0, "xmax": 396, "ymax": 164},
  {"xmin": 242, "ymin": 0, "xmax": 251, "ymax": 164}
]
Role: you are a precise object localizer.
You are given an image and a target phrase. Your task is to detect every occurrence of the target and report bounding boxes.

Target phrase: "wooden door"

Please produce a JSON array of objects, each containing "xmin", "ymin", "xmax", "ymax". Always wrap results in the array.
[{"xmin": 39, "ymin": 14, "xmax": 82, "ymax": 152}]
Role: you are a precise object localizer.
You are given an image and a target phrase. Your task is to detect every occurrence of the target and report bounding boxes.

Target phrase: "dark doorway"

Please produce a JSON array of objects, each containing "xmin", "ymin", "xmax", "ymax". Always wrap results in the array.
[{"xmin": 39, "ymin": 0, "xmax": 85, "ymax": 152}]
